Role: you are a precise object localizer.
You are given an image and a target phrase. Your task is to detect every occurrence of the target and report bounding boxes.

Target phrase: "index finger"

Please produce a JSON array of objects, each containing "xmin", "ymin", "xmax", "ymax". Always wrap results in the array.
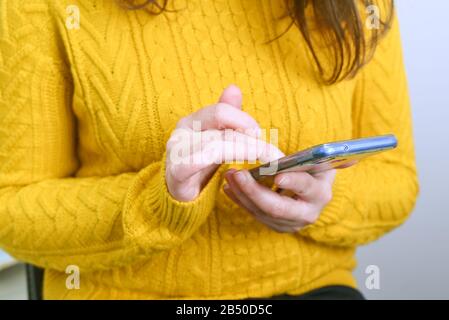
[
  {"xmin": 177, "ymin": 103, "xmax": 261, "ymax": 138},
  {"xmin": 230, "ymin": 170, "xmax": 312, "ymax": 221}
]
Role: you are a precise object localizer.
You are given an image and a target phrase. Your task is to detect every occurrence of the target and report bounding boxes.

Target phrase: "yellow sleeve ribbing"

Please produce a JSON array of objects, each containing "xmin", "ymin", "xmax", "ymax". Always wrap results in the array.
[{"xmin": 0, "ymin": 0, "xmax": 222, "ymax": 272}]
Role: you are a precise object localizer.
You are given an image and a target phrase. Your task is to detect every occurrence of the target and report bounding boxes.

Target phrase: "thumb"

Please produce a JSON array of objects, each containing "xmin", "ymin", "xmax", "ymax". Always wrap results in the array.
[{"xmin": 218, "ymin": 84, "xmax": 242, "ymax": 109}]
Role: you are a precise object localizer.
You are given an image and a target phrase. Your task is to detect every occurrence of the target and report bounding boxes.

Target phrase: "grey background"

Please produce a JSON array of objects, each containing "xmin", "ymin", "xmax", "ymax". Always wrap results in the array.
[
  {"xmin": 354, "ymin": 0, "xmax": 449, "ymax": 299},
  {"xmin": 1, "ymin": 0, "xmax": 448, "ymax": 300}
]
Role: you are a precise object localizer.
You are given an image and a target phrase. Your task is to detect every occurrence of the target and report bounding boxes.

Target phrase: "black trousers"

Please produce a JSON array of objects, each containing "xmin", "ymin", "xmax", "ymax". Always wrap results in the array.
[{"xmin": 255, "ymin": 286, "xmax": 365, "ymax": 300}]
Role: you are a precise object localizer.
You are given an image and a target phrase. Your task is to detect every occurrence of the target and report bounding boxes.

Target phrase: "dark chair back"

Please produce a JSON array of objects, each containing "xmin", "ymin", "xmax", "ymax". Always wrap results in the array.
[{"xmin": 25, "ymin": 264, "xmax": 44, "ymax": 300}]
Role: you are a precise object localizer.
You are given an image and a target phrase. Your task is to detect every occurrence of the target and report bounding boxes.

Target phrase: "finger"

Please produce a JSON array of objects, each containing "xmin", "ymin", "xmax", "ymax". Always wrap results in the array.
[
  {"xmin": 218, "ymin": 135, "xmax": 284, "ymax": 164},
  {"xmin": 224, "ymin": 170, "xmax": 266, "ymax": 216},
  {"xmin": 200, "ymin": 131, "xmax": 284, "ymax": 165},
  {"xmin": 250, "ymin": 206, "xmax": 304, "ymax": 228},
  {"xmin": 167, "ymin": 159, "xmax": 218, "ymax": 184},
  {"xmin": 168, "ymin": 130, "xmax": 284, "ymax": 182},
  {"xmin": 334, "ymin": 160, "xmax": 358, "ymax": 169},
  {"xmin": 219, "ymin": 84, "xmax": 242, "ymax": 108},
  {"xmin": 312, "ymin": 168, "xmax": 336, "ymax": 182},
  {"xmin": 274, "ymin": 171, "xmax": 332, "ymax": 203},
  {"xmin": 231, "ymin": 170, "xmax": 309, "ymax": 221},
  {"xmin": 246, "ymin": 209, "xmax": 303, "ymax": 232},
  {"xmin": 166, "ymin": 169, "xmax": 204, "ymax": 201},
  {"xmin": 177, "ymin": 103, "xmax": 260, "ymax": 138},
  {"xmin": 223, "ymin": 183, "xmax": 267, "ymax": 220},
  {"xmin": 252, "ymin": 213, "xmax": 302, "ymax": 232},
  {"xmin": 258, "ymin": 221, "xmax": 302, "ymax": 233},
  {"xmin": 224, "ymin": 178, "xmax": 301, "ymax": 229}
]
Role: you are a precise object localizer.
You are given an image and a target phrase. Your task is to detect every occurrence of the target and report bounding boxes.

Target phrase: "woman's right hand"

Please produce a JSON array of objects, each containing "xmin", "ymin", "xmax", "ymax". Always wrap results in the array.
[{"xmin": 165, "ymin": 85, "xmax": 284, "ymax": 202}]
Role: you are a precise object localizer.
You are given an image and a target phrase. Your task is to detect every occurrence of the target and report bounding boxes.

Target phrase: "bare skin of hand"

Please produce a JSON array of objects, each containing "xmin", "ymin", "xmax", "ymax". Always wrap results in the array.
[
  {"xmin": 223, "ymin": 168, "xmax": 337, "ymax": 233},
  {"xmin": 165, "ymin": 85, "xmax": 284, "ymax": 202},
  {"xmin": 166, "ymin": 85, "xmax": 353, "ymax": 232}
]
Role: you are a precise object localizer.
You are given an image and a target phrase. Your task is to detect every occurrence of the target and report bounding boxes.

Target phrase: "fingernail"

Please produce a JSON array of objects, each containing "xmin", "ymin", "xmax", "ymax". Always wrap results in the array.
[
  {"xmin": 226, "ymin": 84, "xmax": 239, "ymax": 90},
  {"xmin": 277, "ymin": 176, "xmax": 289, "ymax": 186},
  {"xmin": 226, "ymin": 169, "xmax": 236, "ymax": 179},
  {"xmin": 223, "ymin": 184, "xmax": 229, "ymax": 190},
  {"xmin": 234, "ymin": 171, "xmax": 248, "ymax": 184}
]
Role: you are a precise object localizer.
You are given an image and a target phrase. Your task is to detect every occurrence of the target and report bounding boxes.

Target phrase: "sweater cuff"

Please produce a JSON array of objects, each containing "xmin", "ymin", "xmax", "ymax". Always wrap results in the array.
[
  {"xmin": 156, "ymin": 156, "xmax": 225, "ymax": 236},
  {"xmin": 299, "ymin": 168, "xmax": 354, "ymax": 239},
  {"xmin": 124, "ymin": 153, "xmax": 225, "ymax": 251}
]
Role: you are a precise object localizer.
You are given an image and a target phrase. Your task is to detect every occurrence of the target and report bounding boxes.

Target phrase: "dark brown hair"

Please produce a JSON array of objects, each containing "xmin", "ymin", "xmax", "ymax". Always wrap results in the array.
[{"xmin": 120, "ymin": 0, "xmax": 394, "ymax": 84}]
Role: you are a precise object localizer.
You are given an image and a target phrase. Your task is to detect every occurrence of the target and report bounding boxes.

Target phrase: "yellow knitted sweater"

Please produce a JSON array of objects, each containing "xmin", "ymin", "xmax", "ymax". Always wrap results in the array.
[{"xmin": 0, "ymin": 0, "xmax": 418, "ymax": 299}]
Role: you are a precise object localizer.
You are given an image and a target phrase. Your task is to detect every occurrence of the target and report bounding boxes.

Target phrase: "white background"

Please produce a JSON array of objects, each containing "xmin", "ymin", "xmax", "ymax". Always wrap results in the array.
[{"xmin": 354, "ymin": 0, "xmax": 449, "ymax": 299}]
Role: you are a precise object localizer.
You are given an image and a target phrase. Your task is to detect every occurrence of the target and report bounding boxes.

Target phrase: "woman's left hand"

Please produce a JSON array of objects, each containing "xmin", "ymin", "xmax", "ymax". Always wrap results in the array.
[{"xmin": 223, "ymin": 169, "xmax": 336, "ymax": 233}]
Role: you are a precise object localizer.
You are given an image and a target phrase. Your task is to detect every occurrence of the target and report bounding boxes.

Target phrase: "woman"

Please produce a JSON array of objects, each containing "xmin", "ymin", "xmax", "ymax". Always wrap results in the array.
[{"xmin": 0, "ymin": 0, "xmax": 418, "ymax": 299}]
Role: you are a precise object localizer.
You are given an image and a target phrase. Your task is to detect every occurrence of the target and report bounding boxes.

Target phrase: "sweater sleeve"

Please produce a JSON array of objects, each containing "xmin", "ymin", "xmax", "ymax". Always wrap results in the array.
[
  {"xmin": 0, "ymin": 0, "xmax": 222, "ymax": 272},
  {"xmin": 300, "ymin": 13, "xmax": 419, "ymax": 246}
]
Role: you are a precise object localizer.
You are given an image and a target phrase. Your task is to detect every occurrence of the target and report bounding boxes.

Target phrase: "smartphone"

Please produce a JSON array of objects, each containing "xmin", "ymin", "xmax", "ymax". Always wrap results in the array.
[{"xmin": 248, "ymin": 134, "xmax": 397, "ymax": 182}]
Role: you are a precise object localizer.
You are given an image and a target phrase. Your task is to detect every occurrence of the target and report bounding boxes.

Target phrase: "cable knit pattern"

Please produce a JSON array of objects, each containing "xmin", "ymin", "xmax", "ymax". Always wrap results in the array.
[{"xmin": 0, "ymin": 0, "xmax": 418, "ymax": 299}]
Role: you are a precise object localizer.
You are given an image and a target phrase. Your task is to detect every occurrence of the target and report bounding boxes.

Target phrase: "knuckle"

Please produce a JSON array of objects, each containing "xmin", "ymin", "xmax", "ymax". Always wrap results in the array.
[
  {"xmin": 167, "ymin": 132, "xmax": 182, "ymax": 151},
  {"xmin": 214, "ymin": 103, "xmax": 230, "ymax": 128},
  {"xmin": 290, "ymin": 174, "xmax": 307, "ymax": 193},
  {"xmin": 166, "ymin": 139, "xmax": 173, "ymax": 151},
  {"xmin": 240, "ymin": 181, "xmax": 254, "ymax": 194},
  {"xmin": 322, "ymin": 185, "xmax": 333, "ymax": 203},
  {"xmin": 167, "ymin": 165, "xmax": 184, "ymax": 183},
  {"xmin": 176, "ymin": 116, "xmax": 189, "ymax": 128},
  {"xmin": 269, "ymin": 202, "xmax": 287, "ymax": 219},
  {"xmin": 175, "ymin": 187, "xmax": 200, "ymax": 202},
  {"xmin": 305, "ymin": 176, "xmax": 315, "ymax": 190},
  {"xmin": 302, "ymin": 212, "xmax": 319, "ymax": 225}
]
